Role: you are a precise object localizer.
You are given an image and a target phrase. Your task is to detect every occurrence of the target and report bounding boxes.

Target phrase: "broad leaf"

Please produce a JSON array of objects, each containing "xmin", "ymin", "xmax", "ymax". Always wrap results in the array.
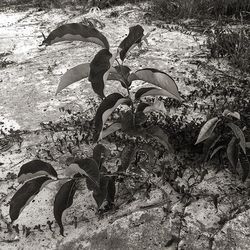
[
  {"xmin": 10, "ymin": 176, "xmax": 52, "ymax": 222},
  {"xmin": 128, "ymin": 68, "xmax": 182, "ymax": 101},
  {"xmin": 119, "ymin": 143, "xmax": 137, "ymax": 172},
  {"xmin": 67, "ymin": 158, "xmax": 100, "ymax": 190},
  {"xmin": 195, "ymin": 117, "xmax": 220, "ymax": 145},
  {"xmin": 93, "ymin": 176, "xmax": 115, "ymax": 211},
  {"xmin": 135, "ymin": 87, "xmax": 180, "ymax": 100},
  {"xmin": 54, "ymin": 179, "xmax": 77, "ymax": 236},
  {"xmin": 222, "ymin": 109, "xmax": 240, "ymax": 120},
  {"xmin": 108, "ymin": 65, "xmax": 131, "ymax": 88},
  {"xmin": 88, "ymin": 49, "xmax": 113, "ymax": 98},
  {"xmin": 94, "ymin": 93, "xmax": 130, "ymax": 141},
  {"xmin": 146, "ymin": 126, "xmax": 173, "ymax": 152},
  {"xmin": 226, "ymin": 123, "xmax": 246, "ymax": 154},
  {"xmin": 101, "ymin": 122, "xmax": 122, "ymax": 140},
  {"xmin": 56, "ymin": 63, "xmax": 90, "ymax": 94},
  {"xmin": 18, "ymin": 159, "xmax": 57, "ymax": 183},
  {"xmin": 239, "ymin": 153, "xmax": 250, "ymax": 182},
  {"xmin": 118, "ymin": 25, "xmax": 144, "ymax": 61},
  {"xmin": 227, "ymin": 137, "xmax": 239, "ymax": 169},
  {"xmin": 42, "ymin": 23, "xmax": 109, "ymax": 49}
]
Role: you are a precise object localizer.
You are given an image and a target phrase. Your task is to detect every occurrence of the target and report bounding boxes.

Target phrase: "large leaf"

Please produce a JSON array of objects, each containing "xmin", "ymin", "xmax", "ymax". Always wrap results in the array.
[
  {"xmin": 10, "ymin": 176, "xmax": 52, "ymax": 222},
  {"xmin": 108, "ymin": 65, "xmax": 131, "ymax": 88},
  {"xmin": 226, "ymin": 123, "xmax": 246, "ymax": 154},
  {"xmin": 101, "ymin": 122, "xmax": 122, "ymax": 140},
  {"xmin": 93, "ymin": 176, "xmax": 115, "ymax": 211},
  {"xmin": 135, "ymin": 87, "xmax": 180, "ymax": 100},
  {"xmin": 94, "ymin": 93, "xmax": 130, "ymax": 141},
  {"xmin": 195, "ymin": 117, "xmax": 220, "ymax": 145},
  {"xmin": 146, "ymin": 126, "xmax": 173, "ymax": 152},
  {"xmin": 54, "ymin": 179, "xmax": 77, "ymax": 236},
  {"xmin": 239, "ymin": 153, "xmax": 250, "ymax": 182},
  {"xmin": 118, "ymin": 25, "xmax": 144, "ymax": 61},
  {"xmin": 18, "ymin": 159, "xmax": 57, "ymax": 183},
  {"xmin": 88, "ymin": 49, "xmax": 113, "ymax": 98},
  {"xmin": 227, "ymin": 137, "xmax": 239, "ymax": 169},
  {"xmin": 67, "ymin": 158, "xmax": 100, "ymax": 190},
  {"xmin": 56, "ymin": 63, "xmax": 90, "ymax": 95},
  {"xmin": 128, "ymin": 68, "xmax": 182, "ymax": 101},
  {"xmin": 42, "ymin": 23, "xmax": 109, "ymax": 49}
]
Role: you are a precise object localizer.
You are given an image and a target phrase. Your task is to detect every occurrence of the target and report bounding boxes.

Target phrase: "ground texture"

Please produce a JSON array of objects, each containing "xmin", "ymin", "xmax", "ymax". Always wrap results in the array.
[{"xmin": 0, "ymin": 4, "xmax": 250, "ymax": 250}]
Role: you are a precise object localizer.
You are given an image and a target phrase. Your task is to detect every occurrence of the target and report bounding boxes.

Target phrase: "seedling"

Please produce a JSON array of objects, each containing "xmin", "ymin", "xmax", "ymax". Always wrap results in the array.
[
  {"xmin": 196, "ymin": 109, "xmax": 250, "ymax": 181},
  {"xmin": 9, "ymin": 22, "xmax": 183, "ymax": 235}
]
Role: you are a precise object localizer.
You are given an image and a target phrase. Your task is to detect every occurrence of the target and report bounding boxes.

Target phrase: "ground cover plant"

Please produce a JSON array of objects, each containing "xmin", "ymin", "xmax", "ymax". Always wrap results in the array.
[{"xmin": 9, "ymin": 22, "xmax": 183, "ymax": 235}]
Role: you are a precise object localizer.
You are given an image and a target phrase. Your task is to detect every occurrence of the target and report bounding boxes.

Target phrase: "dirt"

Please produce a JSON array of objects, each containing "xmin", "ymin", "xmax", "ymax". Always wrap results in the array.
[{"xmin": 0, "ymin": 3, "xmax": 250, "ymax": 250}]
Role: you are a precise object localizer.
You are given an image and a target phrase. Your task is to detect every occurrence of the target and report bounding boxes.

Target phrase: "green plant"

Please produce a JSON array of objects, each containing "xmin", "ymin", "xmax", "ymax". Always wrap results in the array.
[
  {"xmin": 196, "ymin": 109, "xmax": 250, "ymax": 181},
  {"xmin": 10, "ymin": 23, "xmax": 183, "ymax": 235}
]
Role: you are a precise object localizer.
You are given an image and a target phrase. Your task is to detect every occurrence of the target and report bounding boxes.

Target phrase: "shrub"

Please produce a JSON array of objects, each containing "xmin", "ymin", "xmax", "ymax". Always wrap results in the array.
[{"xmin": 9, "ymin": 22, "xmax": 183, "ymax": 235}]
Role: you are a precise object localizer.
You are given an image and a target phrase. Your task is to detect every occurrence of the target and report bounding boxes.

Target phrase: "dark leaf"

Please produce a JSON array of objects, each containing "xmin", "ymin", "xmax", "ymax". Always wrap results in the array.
[
  {"xmin": 42, "ymin": 23, "xmax": 109, "ymax": 49},
  {"xmin": 54, "ymin": 179, "xmax": 77, "ymax": 236},
  {"xmin": 226, "ymin": 123, "xmax": 246, "ymax": 154},
  {"xmin": 239, "ymin": 153, "xmax": 250, "ymax": 182},
  {"xmin": 108, "ymin": 65, "xmax": 131, "ymax": 88},
  {"xmin": 94, "ymin": 93, "xmax": 130, "ymax": 141},
  {"xmin": 209, "ymin": 145, "xmax": 225, "ymax": 160},
  {"xmin": 67, "ymin": 158, "xmax": 100, "ymax": 190},
  {"xmin": 227, "ymin": 137, "xmax": 239, "ymax": 169},
  {"xmin": 88, "ymin": 49, "xmax": 113, "ymax": 98},
  {"xmin": 128, "ymin": 68, "xmax": 182, "ymax": 101},
  {"xmin": 119, "ymin": 25, "xmax": 144, "ymax": 61},
  {"xmin": 136, "ymin": 102, "xmax": 150, "ymax": 113},
  {"xmin": 203, "ymin": 134, "xmax": 221, "ymax": 161},
  {"xmin": 92, "ymin": 144, "xmax": 109, "ymax": 167},
  {"xmin": 195, "ymin": 117, "xmax": 220, "ymax": 145},
  {"xmin": 93, "ymin": 176, "xmax": 115, "ymax": 211},
  {"xmin": 10, "ymin": 176, "xmax": 52, "ymax": 222},
  {"xmin": 56, "ymin": 63, "xmax": 90, "ymax": 94},
  {"xmin": 18, "ymin": 159, "xmax": 57, "ymax": 183}
]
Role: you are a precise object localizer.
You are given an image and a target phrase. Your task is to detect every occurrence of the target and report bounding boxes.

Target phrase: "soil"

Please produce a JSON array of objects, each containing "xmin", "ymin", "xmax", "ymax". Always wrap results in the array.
[{"xmin": 0, "ymin": 3, "xmax": 250, "ymax": 250}]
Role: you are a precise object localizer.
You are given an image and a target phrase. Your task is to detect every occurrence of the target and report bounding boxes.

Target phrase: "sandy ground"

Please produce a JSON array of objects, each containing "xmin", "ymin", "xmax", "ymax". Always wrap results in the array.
[{"xmin": 1, "ymin": 4, "xmax": 249, "ymax": 250}]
